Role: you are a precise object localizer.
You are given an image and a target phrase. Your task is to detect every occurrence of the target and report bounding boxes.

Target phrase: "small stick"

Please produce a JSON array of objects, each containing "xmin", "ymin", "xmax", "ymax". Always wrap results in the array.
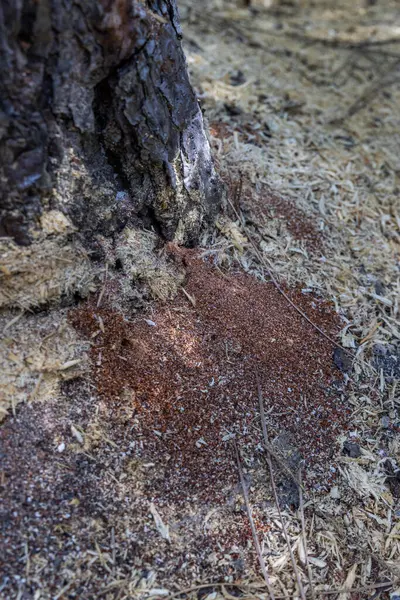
[
  {"xmin": 298, "ymin": 466, "xmax": 316, "ymax": 600},
  {"xmin": 234, "ymin": 441, "xmax": 275, "ymax": 600},
  {"xmin": 111, "ymin": 526, "xmax": 116, "ymax": 574},
  {"xmin": 181, "ymin": 286, "xmax": 196, "ymax": 306},
  {"xmin": 257, "ymin": 375, "xmax": 306, "ymax": 600}
]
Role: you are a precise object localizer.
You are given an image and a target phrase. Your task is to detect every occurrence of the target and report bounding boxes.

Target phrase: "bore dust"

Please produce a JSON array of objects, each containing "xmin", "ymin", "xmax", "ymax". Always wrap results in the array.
[
  {"xmin": 218, "ymin": 171, "xmax": 322, "ymax": 254},
  {"xmin": 71, "ymin": 248, "xmax": 350, "ymax": 504},
  {"xmin": 244, "ymin": 186, "xmax": 323, "ymax": 254}
]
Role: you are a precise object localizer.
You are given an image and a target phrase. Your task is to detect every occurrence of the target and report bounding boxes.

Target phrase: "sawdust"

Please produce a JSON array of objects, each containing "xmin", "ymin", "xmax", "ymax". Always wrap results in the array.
[
  {"xmin": 0, "ymin": 250, "xmax": 351, "ymax": 599},
  {"xmin": 0, "ymin": 238, "xmax": 95, "ymax": 310},
  {"xmin": 1, "ymin": 0, "xmax": 400, "ymax": 597},
  {"xmin": 71, "ymin": 247, "xmax": 348, "ymax": 501},
  {"xmin": 181, "ymin": 0, "xmax": 400, "ymax": 593},
  {"xmin": 113, "ymin": 228, "xmax": 186, "ymax": 301},
  {"xmin": 0, "ymin": 311, "xmax": 88, "ymax": 422}
]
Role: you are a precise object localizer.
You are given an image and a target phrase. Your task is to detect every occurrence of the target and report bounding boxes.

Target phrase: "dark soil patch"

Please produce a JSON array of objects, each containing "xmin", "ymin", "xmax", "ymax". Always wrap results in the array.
[{"xmin": 71, "ymin": 248, "xmax": 349, "ymax": 504}]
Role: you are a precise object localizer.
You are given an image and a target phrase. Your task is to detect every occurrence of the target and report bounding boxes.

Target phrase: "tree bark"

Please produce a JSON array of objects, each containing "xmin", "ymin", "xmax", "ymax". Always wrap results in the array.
[{"xmin": 0, "ymin": 0, "xmax": 222, "ymax": 251}]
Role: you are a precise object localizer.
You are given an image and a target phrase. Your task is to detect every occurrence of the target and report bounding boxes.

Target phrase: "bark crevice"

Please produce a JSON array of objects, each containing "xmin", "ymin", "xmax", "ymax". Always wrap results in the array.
[{"xmin": 0, "ymin": 0, "xmax": 222, "ymax": 248}]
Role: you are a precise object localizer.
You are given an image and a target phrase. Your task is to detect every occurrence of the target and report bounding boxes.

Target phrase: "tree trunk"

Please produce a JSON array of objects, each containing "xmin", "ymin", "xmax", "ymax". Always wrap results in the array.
[{"xmin": 0, "ymin": 0, "xmax": 222, "ymax": 252}]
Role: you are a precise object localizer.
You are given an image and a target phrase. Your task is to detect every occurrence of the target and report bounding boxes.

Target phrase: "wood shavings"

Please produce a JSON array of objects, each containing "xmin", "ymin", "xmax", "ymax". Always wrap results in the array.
[
  {"xmin": 0, "ymin": 312, "xmax": 88, "ymax": 421},
  {"xmin": 340, "ymin": 462, "xmax": 390, "ymax": 503},
  {"xmin": 182, "ymin": 0, "xmax": 400, "ymax": 592},
  {"xmin": 338, "ymin": 564, "xmax": 358, "ymax": 600},
  {"xmin": 0, "ymin": 239, "xmax": 95, "ymax": 310},
  {"xmin": 150, "ymin": 503, "xmax": 171, "ymax": 543},
  {"xmin": 71, "ymin": 424, "xmax": 84, "ymax": 445}
]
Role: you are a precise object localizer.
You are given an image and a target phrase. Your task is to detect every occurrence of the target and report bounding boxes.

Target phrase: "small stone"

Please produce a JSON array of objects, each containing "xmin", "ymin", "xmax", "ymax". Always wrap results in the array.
[
  {"xmin": 229, "ymin": 70, "xmax": 246, "ymax": 87},
  {"xmin": 373, "ymin": 343, "xmax": 387, "ymax": 356},
  {"xmin": 333, "ymin": 348, "xmax": 352, "ymax": 373},
  {"xmin": 342, "ymin": 440, "xmax": 362, "ymax": 458},
  {"xmin": 57, "ymin": 442, "xmax": 65, "ymax": 453},
  {"xmin": 145, "ymin": 319, "xmax": 157, "ymax": 327},
  {"xmin": 381, "ymin": 415, "xmax": 391, "ymax": 429},
  {"xmin": 374, "ymin": 280, "xmax": 385, "ymax": 296},
  {"xmin": 330, "ymin": 486, "xmax": 340, "ymax": 499}
]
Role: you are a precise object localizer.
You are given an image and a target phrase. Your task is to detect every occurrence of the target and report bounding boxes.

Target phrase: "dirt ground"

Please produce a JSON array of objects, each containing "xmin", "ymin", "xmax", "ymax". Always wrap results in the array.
[{"xmin": 1, "ymin": 0, "xmax": 400, "ymax": 599}]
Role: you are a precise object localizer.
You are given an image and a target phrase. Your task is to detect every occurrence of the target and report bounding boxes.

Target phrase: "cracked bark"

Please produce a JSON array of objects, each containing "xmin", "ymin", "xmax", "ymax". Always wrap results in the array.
[{"xmin": 0, "ymin": 0, "xmax": 222, "ymax": 249}]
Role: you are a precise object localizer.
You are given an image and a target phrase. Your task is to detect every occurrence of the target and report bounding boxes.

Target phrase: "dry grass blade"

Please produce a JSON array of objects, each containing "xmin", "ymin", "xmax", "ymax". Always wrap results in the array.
[
  {"xmin": 256, "ymin": 374, "xmax": 306, "ymax": 600},
  {"xmin": 234, "ymin": 441, "xmax": 275, "ymax": 600},
  {"xmin": 3, "ymin": 310, "xmax": 24, "ymax": 333},
  {"xmin": 338, "ymin": 564, "xmax": 358, "ymax": 600},
  {"xmin": 298, "ymin": 466, "xmax": 316, "ymax": 600},
  {"xmin": 97, "ymin": 263, "xmax": 109, "ymax": 308}
]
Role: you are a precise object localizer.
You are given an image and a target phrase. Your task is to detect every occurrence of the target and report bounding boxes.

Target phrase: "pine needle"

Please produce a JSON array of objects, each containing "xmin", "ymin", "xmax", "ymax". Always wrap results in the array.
[
  {"xmin": 256, "ymin": 373, "xmax": 306, "ymax": 600},
  {"xmin": 234, "ymin": 440, "xmax": 275, "ymax": 600},
  {"xmin": 298, "ymin": 466, "xmax": 316, "ymax": 600}
]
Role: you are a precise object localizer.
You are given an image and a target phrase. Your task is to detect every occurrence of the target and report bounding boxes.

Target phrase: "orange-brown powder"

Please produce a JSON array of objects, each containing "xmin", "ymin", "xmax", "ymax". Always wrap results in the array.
[{"xmin": 71, "ymin": 249, "xmax": 349, "ymax": 503}]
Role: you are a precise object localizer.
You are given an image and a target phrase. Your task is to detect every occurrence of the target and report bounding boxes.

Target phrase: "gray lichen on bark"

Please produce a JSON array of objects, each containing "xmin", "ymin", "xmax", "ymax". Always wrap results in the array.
[{"xmin": 0, "ymin": 0, "xmax": 221, "ymax": 249}]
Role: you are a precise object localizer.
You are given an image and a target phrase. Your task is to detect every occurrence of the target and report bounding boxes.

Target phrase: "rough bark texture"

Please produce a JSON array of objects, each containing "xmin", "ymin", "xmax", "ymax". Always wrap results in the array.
[{"xmin": 0, "ymin": 0, "xmax": 221, "ymax": 250}]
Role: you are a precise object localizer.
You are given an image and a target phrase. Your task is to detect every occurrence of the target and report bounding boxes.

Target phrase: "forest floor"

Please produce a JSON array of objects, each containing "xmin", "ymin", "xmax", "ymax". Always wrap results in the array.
[{"xmin": 1, "ymin": 0, "xmax": 400, "ymax": 599}]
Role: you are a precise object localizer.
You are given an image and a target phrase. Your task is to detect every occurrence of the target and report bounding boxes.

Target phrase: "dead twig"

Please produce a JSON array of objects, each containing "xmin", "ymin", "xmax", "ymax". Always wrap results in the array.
[
  {"xmin": 256, "ymin": 374, "xmax": 306, "ymax": 600},
  {"xmin": 234, "ymin": 440, "xmax": 276, "ymax": 600}
]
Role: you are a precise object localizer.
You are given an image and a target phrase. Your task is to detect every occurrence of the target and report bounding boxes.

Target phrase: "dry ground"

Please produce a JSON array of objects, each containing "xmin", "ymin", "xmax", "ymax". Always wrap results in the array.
[{"xmin": 1, "ymin": 0, "xmax": 400, "ymax": 599}]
